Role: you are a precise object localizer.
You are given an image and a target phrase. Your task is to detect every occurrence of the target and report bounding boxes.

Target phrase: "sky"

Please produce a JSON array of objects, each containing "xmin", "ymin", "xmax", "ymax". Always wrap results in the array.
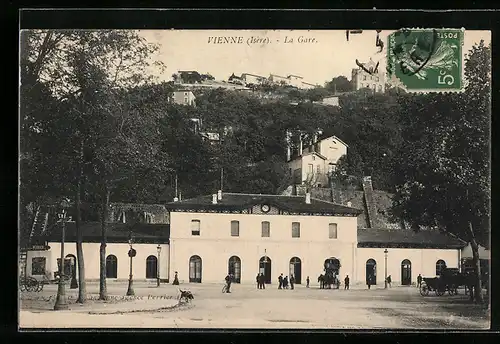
[{"xmin": 139, "ymin": 30, "xmax": 491, "ymax": 86}]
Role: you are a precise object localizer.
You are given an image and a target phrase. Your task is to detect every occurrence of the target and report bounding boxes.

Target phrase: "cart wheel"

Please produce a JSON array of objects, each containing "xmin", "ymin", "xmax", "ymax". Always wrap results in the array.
[
  {"xmin": 36, "ymin": 283, "xmax": 43, "ymax": 292},
  {"xmin": 420, "ymin": 284, "xmax": 429, "ymax": 296}
]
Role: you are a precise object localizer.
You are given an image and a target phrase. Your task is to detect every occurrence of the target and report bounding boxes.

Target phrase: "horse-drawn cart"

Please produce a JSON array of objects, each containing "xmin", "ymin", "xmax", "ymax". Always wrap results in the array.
[
  {"xmin": 419, "ymin": 268, "xmax": 462, "ymax": 297},
  {"xmin": 19, "ymin": 276, "xmax": 44, "ymax": 292}
]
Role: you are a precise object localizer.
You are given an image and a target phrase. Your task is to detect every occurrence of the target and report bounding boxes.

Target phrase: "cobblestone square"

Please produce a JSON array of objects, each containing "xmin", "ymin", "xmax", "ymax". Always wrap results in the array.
[{"xmin": 19, "ymin": 282, "xmax": 490, "ymax": 329}]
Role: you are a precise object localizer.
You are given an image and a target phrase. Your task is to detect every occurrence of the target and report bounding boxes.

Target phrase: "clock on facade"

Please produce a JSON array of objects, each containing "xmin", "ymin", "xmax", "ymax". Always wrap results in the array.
[{"xmin": 261, "ymin": 204, "xmax": 270, "ymax": 213}]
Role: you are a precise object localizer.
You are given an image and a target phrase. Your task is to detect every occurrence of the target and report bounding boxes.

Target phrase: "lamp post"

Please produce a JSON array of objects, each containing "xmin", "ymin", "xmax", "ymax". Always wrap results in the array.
[
  {"xmin": 54, "ymin": 209, "xmax": 69, "ymax": 310},
  {"xmin": 157, "ymin": 244, "xmax": 161, "ymax": 287},
  {"xmin": 126, "ymin": 235, "xmax": 136, "ymax": 296},
  {"xmin": 384, "ymin": 249, "xmax": 388, "ymax": 289},
  {"xmin": 262, "ymin": 249, "xmax": 268, "ymax": 284}
]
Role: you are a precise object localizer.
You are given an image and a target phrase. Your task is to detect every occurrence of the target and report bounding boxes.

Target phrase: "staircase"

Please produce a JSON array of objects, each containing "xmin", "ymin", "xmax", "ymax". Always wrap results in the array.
[
  {"xmin": 29, "ymin": 206, "xmax": 49, "ymax": 243},
  {"xmin": 362, "ymin": 176, "xmax": 378, "ymax": 228}
]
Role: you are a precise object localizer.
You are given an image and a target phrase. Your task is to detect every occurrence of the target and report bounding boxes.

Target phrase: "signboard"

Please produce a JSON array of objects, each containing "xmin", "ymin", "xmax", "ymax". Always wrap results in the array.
[
  {"xmin": 128, "ymin": 248, "xmax": 137, "ymax": 258},
  {"xmin": 27, "ymin": 245, "xmax": 50, "ymax": 251}
]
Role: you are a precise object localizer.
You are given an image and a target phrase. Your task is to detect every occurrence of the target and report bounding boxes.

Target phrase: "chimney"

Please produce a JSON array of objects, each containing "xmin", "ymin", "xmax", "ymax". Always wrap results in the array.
[
  {"xmin": 217, "ymin": 190, "xmax": 222, "ymax": 201},
  {"xmin": 305, "ymin": 192, "xmax": 311, "ymax": 204},
  {"xmin": 173, "ymin": 197, "xmax": 179, "ymax": 202},
  {"xmin": 212, "ymin": 194, "xmax": 218, "ymax": 204}
]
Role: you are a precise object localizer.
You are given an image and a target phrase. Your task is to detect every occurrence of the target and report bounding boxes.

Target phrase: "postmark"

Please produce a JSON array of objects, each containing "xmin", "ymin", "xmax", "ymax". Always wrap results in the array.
[{"xmin": 387, "ymin": 28, "xmax": 465, "ymax": 93}]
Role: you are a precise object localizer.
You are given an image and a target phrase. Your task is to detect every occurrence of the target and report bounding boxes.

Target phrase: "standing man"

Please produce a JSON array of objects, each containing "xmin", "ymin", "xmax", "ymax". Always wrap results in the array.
[
  {"xmin": 367, "ymin": 275, "xmax": 372, "ymax": 290},
  {"xmin": 256, "ymin": 273, "xmax": 261, "ymax": 289},
  {"xmin": 278, "ymin": 273, "xmax": 283, "ymax": 289},
  {"xmin": 306, "ymin": 276, "xmax": 310, "ymax": 288},
  {"xmin": 344, "ymin": 275, "xmax": 350, "ymax": 290},
  {"xmin": 417, "ymin": 274, "xmax": 422, "ymax": 288},
  {"xmin": 260, "ymin": 273, "xmax": 265, "ymax": 289},
  {"xmin": 290, "ymin": 275, "xmax": 295, "ymax": 290}
]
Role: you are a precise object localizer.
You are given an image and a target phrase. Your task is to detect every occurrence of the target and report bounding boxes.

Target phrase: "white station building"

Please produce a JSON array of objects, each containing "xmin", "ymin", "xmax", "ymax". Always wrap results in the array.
[{"xmin": 25, "ymin": 191, "xmax": 467, "ymax": 287}]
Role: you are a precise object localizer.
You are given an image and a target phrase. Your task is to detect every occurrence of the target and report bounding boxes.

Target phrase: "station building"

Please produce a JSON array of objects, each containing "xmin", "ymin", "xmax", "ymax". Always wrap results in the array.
[{"xmin": 24, "ymin": 191, "xmax": 466, "ymax": 287}]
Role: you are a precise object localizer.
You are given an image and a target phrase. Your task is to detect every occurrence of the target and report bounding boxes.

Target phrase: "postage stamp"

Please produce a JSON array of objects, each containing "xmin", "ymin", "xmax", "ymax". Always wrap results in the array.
[{"xmin": 386, "ymin": 28, "xmax": 465, "ymax": 93}]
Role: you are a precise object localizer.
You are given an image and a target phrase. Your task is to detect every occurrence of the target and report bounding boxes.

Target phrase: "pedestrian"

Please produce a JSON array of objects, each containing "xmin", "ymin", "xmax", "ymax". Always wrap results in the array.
[
  {"xmin": 306, "ymin": 276, "xmax": 310, "ymax": 288},
  {"xmin": 256, "ymin": 273, "xmax": 260, "ymax": 289},
  {"xmin": 278, "ymin": 273, "xmax": 283, "ymax": 289},
  {"xmin": 344, "ymin": 275, "xmax": 350, "ymax": 290},
  {"xmin": 367, "ymin": 275, "xmax": 372, "ymax": 290},
  {"xmin": 387, "ymin": 275, "xmax": 392, "ymax": 288},
  {"xmin": 290, "ymin": 275, "xmax": 295, "ymax": 290},
  {"xmin": 260, "ymin": 273, "xmax": 266, "ymax": 289},
  {"xmin": 417, "ymin": 274, "xmax": 422, "ymax": 288},
  {"xmin": 225, "ymin": 273, "xmax": 232, "ymax": 293},
  {"xmin": 172, "ymin": 271, "xmax": 179, "ymax": 285},
  {"xmin": 283, "ymin": 276, "xmax": 289, "ymax": 289}
]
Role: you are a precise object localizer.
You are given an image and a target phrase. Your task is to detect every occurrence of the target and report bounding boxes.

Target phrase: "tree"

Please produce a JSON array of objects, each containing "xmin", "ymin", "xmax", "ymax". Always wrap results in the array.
[
  {"xmin": 390, "ymin": 41, "xmax": 490, "ymax": 303},
  {"xmin": 325, "ymin": 76, "xmax": 352, "ymax": 93},
  {"xmin": 20, "ymin": 30, "xmax": 165, "ymax": 302}
]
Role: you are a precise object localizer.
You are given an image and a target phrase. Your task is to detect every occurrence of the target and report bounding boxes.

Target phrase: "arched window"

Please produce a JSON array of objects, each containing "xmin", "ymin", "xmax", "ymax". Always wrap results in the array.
[
  {"xmin": 189, "ymin": 255, "xmax": 202, "ymax": 283},
  {"xmin": 146, "ymin": 255, "xmax": 158, "ymax": 279},
  {"xmin": 261, "ymin": 221, "xmax": 270, "ymax": 237},
  {"xmin": 105, "ymin": 255, "xmax": 117, "ymax": 278},
  {"xmin": 436, "ymin": 259, "xmax": 447, "ymax": 276}
]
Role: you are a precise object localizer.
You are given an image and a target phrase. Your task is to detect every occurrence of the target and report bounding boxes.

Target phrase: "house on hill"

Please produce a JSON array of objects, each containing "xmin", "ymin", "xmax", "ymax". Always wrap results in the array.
[
  {"xmin": 287, "ymin": 135, "xmax": 348, "ymax": 187},
  {"xmin": 351, "ymin": 58, "xmax": 385, "ymax": 93}
]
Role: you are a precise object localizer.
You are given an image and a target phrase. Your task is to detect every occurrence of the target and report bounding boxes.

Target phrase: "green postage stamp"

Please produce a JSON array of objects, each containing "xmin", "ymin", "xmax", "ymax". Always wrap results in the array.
[{"xmin": 387, "ymin": 28, "xmax": 465, "ymax": 93}]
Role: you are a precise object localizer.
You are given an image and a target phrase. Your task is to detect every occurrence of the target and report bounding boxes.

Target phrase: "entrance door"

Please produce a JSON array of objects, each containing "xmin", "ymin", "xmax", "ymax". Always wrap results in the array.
[
  {"xmin": 324, "ymin": 257, "xmax": 341, "ymax": 275},
  {"xmin": 228, "ymin": 256, "xmax": 241, "ymax": 283},
  {"xmin": 189, "ymin": 255, "xmax": 202, "ymax": 283},
  {"xmin": 259, "ymin": 256, "xmax": 272, "ymax": 284},
  {"xmin": 366, "ymin": 259, "xmax": 377, "ymax": 285},
  {"xmin": 65, "ymin": 254, "xmax": 77, "ymax": 281},
  {"xmin": 401, "ymin": 259, "xmax": 412, "ymax": 285},
  {"xmin": 146, "ymin": 255, "xmax": 158, "ymax": 279},
  {"xmin": 289, "ymin": 257, "xmax": 302, "ymax": 284}
]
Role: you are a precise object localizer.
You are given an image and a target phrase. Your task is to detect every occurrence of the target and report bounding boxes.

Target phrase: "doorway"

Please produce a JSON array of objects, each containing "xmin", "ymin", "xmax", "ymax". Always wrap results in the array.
[
  {"xmin": 228, "ymin": 256, "xmax": 241, "ymax": 283},
  {"xmin": 259, "ymin": 256, "xmax": 272, "ymax": 284},
  {"xmin": 289, "ymin": 257, "xmax": 302, "ymax": 284},
  {"xmin": 401, "ymin": 259, "xmax": 412, "ymax": 285},
  {"xmin": 366, "ymin": 259, "xmax": 377, "ymax": 285}
]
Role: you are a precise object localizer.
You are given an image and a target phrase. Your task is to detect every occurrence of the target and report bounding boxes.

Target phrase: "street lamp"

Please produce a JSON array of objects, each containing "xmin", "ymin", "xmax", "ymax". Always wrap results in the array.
[
  {"xmin": 156, "ymin": 244, "xmax": 162, "ymax": 287},
  {"xmin": 262, "ymin": 249, "xmax": 268, "ymax": 283},
  {"xmin": 384, "ymin": 249, "xmax": 389, "ymax": 289},
  {"xmin": 126, "ymin": 235, "xmax": 136, "ymax": 296},
  {"xmin": 54, "ymin": 209, "xmax": 69, "ymax": 310}
]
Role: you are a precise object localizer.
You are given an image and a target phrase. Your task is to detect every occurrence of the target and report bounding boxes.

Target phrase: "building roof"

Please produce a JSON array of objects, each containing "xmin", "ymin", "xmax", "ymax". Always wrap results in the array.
[
  {"xmin": 242, "ymin": 73, "xmax": 266, "ymax": 78},
  {"xmin": 270, "ymin": 74, "xmax": 288, "ymax": 79},
  {"xmin": 39, "ymin": 222, "xmax": 170, "ymax": 244},
  {"xmin": 165, "ymin": 193, "xmax": 363, "ymax": 216},
  {"xmin": 288, "ymin": 74, "xmax": 303, "ymax": 79},
  {"xmin": 357, "ymin": 227, "xmax": 467, "ymax": 249}
]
